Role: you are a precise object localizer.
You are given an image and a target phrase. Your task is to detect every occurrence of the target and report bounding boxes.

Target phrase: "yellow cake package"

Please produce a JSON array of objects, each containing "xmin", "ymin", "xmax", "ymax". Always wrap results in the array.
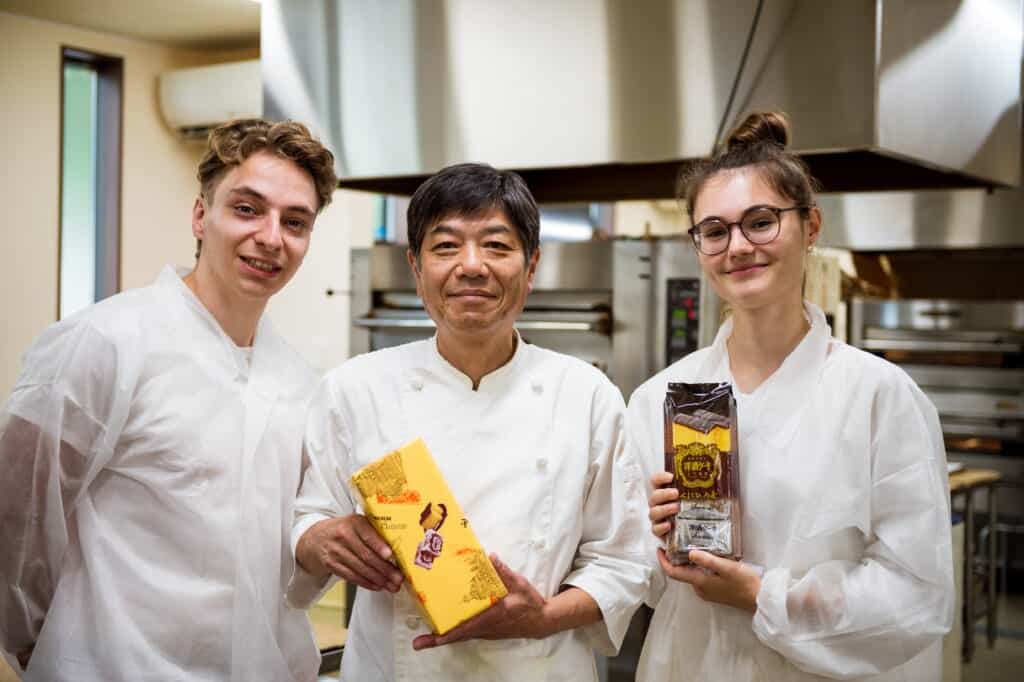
[{"xmin": 349, "ymin": 438, "xmax": 508, "ymax": 634}]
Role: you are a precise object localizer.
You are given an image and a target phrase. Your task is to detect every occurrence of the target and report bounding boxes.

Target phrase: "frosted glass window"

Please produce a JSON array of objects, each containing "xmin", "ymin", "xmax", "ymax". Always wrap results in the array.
[{"xmin": 60, "ymin": 61, "xmax": 98, "ymax": 319}]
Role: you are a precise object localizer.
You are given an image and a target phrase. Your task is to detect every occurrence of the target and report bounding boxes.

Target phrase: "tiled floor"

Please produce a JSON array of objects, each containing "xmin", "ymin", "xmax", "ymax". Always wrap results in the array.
[{"xmin": 963, "ymin": 594, "xmax": 1024, "ymax": 682}]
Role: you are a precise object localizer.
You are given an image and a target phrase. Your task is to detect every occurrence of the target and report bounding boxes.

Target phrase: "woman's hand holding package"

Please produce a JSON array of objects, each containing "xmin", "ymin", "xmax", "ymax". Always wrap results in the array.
[
  {"xmin": 657, "ymin": 548, "xmax": 760, "ymax": 613},
  {"xmin": 648, "ymin": 471, "xmax": 680, "ymax": 539},
  {"xmin": 649, "ymin": 472, "xmax": 760, "ymax": 613},
  {"xmin": 295, "ymin": 514, "xmax": 403, "ymax": 592}
]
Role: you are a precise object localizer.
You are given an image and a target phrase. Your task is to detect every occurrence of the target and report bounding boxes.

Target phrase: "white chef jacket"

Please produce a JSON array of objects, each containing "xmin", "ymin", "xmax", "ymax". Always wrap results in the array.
[
  {"xmin": 0, "ymin": 266, "xmax": 320, "ymax": 682},
  {"xmin": 629, "ymin": 303, "xmax": 954, "ymax": 681},
  {"xmin": 289, "ymin": 335, "xmax": 651, "ymax": 682}
]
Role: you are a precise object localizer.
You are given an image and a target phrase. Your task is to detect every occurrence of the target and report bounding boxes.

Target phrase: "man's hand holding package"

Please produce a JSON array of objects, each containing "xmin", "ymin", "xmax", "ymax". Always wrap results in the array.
[
  {"xmin": 296, "ymin": 514, "xmax": 403, "ymax": 592},
  {"xmin": 413, "ymin": 554, "xmax": 602, "ymax": 651}
]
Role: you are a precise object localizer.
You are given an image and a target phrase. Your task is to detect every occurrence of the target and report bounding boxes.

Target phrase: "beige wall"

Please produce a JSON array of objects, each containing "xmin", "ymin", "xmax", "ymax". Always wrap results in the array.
[{"xmin": 0, "ymin": 10, "xmax": 256, "ymax": 397}]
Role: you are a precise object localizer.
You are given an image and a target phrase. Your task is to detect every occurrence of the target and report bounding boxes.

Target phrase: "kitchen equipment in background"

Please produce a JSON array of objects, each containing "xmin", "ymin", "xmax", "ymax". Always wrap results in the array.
[
  {"xmin": 850, "ymin": 298, "xmax": 1024, "ymax": 590},
  {"xmin": 350, "ymin": 240, "xmax": 719, "ymax": 401},
  {"xmin": 264, "ymin": 0, "xmax": 1021, "ymax": 199},
  {"xmin": 849, "ymin": 298, "xmax": 1024, "ymax": 466}
]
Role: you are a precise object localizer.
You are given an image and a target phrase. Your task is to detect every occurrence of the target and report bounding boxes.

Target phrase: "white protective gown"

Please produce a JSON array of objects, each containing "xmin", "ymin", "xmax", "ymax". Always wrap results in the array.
[
  {"xmin": 629, "ymin": 303, "xmax": 954, "ymax": 681},
  {"xmin": 0, "ymin": 266, "xmax": 321, "ymax": 682},
  {"xmin": 289, "ymin": 335, "xmax": 651, "ymax": 682}
]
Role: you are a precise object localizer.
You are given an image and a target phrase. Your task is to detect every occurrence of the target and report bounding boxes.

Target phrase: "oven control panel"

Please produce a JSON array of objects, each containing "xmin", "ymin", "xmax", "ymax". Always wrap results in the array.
[{"xmin": 665, "ymin": 278, "xmax": 701, "ymax": 365}]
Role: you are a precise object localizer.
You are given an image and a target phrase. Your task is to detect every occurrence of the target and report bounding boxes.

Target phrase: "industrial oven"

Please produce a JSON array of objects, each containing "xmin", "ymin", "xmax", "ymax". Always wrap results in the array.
[
  {"xmin": 849, "ymin": 298, "xmax": 1024, "ymax": 487},
  {"xmin": 850, "ymin": 298, "xmax": 1024, "ymax": 596},
  {"xmin": 349, "ymin": 239, "xmax": 719, "ymax": 401}
]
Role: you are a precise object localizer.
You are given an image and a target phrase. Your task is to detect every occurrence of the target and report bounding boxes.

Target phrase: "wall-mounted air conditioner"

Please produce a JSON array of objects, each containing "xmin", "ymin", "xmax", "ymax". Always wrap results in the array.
[{"xmin": 158, "ymin": 59, "xmax": 261, "ymax": 140}]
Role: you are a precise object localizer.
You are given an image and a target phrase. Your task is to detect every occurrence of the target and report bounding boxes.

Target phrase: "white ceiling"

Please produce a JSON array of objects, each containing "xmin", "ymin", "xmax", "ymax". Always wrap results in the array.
[{"xmin": 0, "ymin": 0, "xmax": 260, "ymax": 50}]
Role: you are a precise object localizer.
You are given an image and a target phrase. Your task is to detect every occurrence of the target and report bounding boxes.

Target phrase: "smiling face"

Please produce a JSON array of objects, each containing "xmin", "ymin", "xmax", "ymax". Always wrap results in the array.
[
  {"xmin": 407, "ymin": 208, "xmax": 539, "ymax": 347},
  {"xmin": 191, "ymin": 151, "xmax": 318, "ymax": 306},
  {"xmin": 692, "ymin": 168, "xmax": 819, "ymax": 312}
]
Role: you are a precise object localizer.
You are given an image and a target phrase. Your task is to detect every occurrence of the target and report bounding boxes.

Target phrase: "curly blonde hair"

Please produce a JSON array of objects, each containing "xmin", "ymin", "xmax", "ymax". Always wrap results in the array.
[
  {"xmin": 197, "ymin": 118, "xmax": 337, "ymax": 211},
  {"xmin": 194, "ymin": 119, "xmax": 337, "ymax": 259}
]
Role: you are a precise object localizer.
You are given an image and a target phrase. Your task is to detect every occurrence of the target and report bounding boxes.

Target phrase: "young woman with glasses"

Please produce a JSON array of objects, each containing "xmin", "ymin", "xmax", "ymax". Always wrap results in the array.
[{"xmin": 628, "ymin": 112, "xmax": 954, "ymax": 681}]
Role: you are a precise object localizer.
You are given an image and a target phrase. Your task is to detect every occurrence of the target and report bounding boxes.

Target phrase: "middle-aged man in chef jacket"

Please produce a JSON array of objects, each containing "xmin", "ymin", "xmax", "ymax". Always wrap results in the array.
[
  {"xmin": 288, "ymin": 162, "xmax": 651, "ymax": 681},
  {"xmin": 0, "ymin": 119, "xmax": 338, "ymax": 681}
]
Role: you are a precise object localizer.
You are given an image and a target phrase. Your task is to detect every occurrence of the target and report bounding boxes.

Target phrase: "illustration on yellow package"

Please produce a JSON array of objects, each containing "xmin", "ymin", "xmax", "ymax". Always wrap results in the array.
[{"xmin": 350, "ymin": 438, "xmax": 508, "ymax": 634}]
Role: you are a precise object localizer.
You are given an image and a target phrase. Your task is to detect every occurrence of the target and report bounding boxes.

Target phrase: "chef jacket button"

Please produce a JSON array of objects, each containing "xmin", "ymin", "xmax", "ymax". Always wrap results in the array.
[
  {"xmin": 532, "ymin": 538, "xmax": 546, "ymax": 550},
  {"xmin": 536, "ymin": 457, "xmax": 547, "ymax": 472},
  {"xmin": 405, "ymin": 615, "xmax": 420, "ymax": 630},
  {"xmin": 411, "ymin": 378, "xmax": 424, "ymax": 391},
  {"xmin": 235, "ymin": 374, "xmax": 247, "ymax": 384},
  {"xmin": 531, "ymin": 382, "xmax": 543, "ymax": 394}
]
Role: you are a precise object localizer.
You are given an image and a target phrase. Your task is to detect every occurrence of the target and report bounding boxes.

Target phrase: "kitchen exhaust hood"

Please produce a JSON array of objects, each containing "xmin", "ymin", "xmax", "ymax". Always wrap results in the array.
[{"xmin": 262, "ymin": 0, "xmax": 1022, "ymax": 201}]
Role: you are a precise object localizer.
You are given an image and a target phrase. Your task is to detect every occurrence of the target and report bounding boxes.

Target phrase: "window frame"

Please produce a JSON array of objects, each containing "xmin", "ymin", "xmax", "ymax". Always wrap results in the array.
[{"xmin": 58, "ymin": 46, "xmax": 123, "ymax": 319}]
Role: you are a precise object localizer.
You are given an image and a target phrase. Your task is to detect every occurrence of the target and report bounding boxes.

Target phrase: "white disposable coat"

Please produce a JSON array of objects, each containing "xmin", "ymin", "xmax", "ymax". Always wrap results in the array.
[
  {"xmin": 289, "ymin": 335, "xmax": 651, "ymax": 682},
  {"xmin": 629, "ymin": 303, "xmax": 954, "ymax": 681},
  {"xmin": 0, "ymin": 266, "xmax": 321, "ymax": 682}
]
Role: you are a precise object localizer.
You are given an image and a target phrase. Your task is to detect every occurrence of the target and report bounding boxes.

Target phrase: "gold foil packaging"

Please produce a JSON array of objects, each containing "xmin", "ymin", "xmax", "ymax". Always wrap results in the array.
[
  {"xmin": 350, "ymin": 438, "xmax": 508, "ymax": 634},
  {"xmin": 663, "ymin": 382, "xmax": 742, "ymax": 564}
]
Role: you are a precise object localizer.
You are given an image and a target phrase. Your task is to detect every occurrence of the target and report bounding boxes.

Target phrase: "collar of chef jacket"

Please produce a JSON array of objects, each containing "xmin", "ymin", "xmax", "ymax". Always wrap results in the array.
[{"xmin": 423, "ymin": 329, "xmax": 528, "ymax": 392}]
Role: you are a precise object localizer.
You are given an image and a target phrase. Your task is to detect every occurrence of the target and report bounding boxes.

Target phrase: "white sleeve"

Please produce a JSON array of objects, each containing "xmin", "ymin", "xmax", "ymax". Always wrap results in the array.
[
  {"xmin": 562, "ymin": 380, "xmax": 652, "ymax": 656},
  {"xmin": 286, "ymin": 374, "xmax": 358, "ymax": 609},
  {"xmin": 625, "ymin": 385, "xmax": 669, "ymax": 608},
  {"xmin": 1, "ymin": 320, "xmax": 134, "ymax": 656},
  {"xmin": 752, "ymin": 372, "xmax": 955, "ymax": 679}
]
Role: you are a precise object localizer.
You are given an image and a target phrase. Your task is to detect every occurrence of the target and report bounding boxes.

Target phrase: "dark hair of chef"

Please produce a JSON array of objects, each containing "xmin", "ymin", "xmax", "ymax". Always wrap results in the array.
[
  {"xmin": 678, "ymin": 111, "xmax": 819, "ymax": 221},
  {"xmin": 406, "ymin": 162, "xmax": 540, "ymax": 264}
]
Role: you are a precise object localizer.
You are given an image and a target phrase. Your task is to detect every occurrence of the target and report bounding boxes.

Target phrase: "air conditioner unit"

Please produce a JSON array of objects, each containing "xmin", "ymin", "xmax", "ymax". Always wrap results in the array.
[{"xmin": 158, "ymin": 59, "xmax": 261, "ymax": 140}]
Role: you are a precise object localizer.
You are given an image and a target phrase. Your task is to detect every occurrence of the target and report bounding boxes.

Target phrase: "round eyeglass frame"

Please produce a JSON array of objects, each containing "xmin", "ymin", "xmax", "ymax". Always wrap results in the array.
[{"xmin": 688, "ymin": 204, "xmax": 811, "ymax": 256}]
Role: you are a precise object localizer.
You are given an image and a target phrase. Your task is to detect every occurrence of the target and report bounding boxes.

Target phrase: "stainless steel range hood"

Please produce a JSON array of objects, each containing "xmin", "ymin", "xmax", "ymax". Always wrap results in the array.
[{"xmin": 262, "ymin": 0, "xmax": 1022, "ymax": 201}]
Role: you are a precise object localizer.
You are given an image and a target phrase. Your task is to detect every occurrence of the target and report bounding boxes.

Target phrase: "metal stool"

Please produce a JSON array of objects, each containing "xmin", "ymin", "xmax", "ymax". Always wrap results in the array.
[{"xmin": 980, "ymin": 515, "xmax": 1024, "ymax": 597}]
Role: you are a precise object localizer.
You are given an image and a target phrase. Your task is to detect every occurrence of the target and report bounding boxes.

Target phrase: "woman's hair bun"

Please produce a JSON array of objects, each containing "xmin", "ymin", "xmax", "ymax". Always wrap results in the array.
[{"xmin": 725, "ymin": 111, "xmax": 791, "ymax": 152}]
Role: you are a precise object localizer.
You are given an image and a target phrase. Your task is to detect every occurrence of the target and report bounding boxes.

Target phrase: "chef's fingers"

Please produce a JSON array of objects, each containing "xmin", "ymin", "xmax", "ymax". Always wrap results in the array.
[
  {"xmin": 412, "ymin": 634, "xmax": 438, "ymax": 650},
  {"xmin": 350, "ymin": 515, "xmax": 394, "ymax": 561},
  {"xmin": 323, "ymin": 556, "xmax": 380, "ymax": 591},
  {"xmin": 651, "ymin": 519, "xmax": 673, "ymax": 539},
  {"xmin": 423, "ymin": 604, "xmax": 498, "ymax": 649},
  {"xmin": 648, "ymin": 501, "xmax": 679, "ymax": 523},
  {"xmin": 650, "ymin": 471, "xmax": 675, "ymax": 487},
  {"xmin": 341, "ymin": 519, "xmax": 403, "ymax": 587},
  {"xmin": 328, "ymin": 542, "xmax": 398, "ymax": 592},
  {"xmin": 648, "ymin": 487, "xmax": 679, "ymax": 507},
  {"xmin": 657, "ymin": 548, "xmax": 706, "ymax": 585},
  {"xmin": 432, "ymin": 617, "xmax": 484, "ymax": 646},
  {"xmin": 687, "ymin": 549, "xmax": 739, "ymax": 577}
]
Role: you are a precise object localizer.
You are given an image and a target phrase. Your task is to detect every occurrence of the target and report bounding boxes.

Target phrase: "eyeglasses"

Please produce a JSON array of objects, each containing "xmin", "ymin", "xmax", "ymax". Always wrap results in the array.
[{"xmin": 688, "ymin": 205, "xmax": 810, "ymax": 256}]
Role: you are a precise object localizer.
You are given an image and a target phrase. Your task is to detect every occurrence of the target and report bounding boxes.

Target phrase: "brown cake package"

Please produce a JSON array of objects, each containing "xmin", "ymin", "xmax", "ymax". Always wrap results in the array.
[{"xmin": 663, "ymin": 382, "xmax": 742, "ymax": 564}]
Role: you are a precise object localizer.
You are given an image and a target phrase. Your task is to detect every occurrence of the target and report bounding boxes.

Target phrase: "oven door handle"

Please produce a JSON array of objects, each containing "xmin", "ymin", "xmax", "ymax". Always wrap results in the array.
[
  {"xmin": 862, "ymin": 339, "xmax": 1023, "ymax": 353},
  {"xmin": 516, "ymin": 320, "xmax": 605, "ymax": 332},
  {"xmin": 353, "ymin": 317, "xmax": 607, "ymax": 333},
  {"xmin": 353, "ymin": 317, "xmax": 436, "ymax": 329}
]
